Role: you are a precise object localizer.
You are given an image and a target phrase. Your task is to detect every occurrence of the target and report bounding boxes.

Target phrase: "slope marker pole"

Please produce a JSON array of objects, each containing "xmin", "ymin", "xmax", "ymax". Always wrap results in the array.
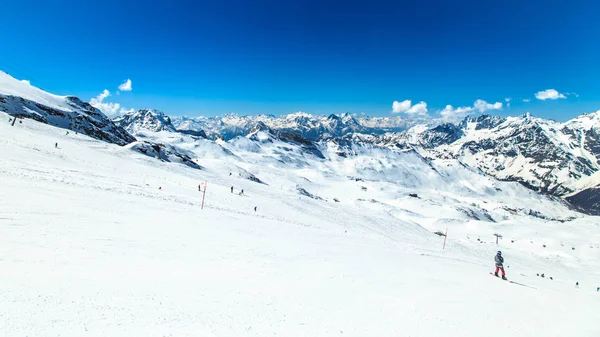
[
  {"xmin": 201, "ymin": 181, "xmax": 207, "ymax": 209},
  {"xmin": 443, "ymin": 227, "xmax": 448, "ymax": 250}
]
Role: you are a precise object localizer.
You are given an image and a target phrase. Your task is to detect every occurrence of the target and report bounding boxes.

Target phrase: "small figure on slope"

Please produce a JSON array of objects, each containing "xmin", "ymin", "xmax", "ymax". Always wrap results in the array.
[{"xmin": 494, "ymin": 251, "xmax": 507, "ymax": 280}]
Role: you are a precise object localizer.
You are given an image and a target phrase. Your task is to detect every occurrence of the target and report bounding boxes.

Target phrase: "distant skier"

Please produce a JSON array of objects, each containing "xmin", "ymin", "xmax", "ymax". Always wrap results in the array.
[
  {"xmin": 231, "ymin": 186, "xmax": 234, "ymax": 193},
  {"xmin": 494, "ymin": 251, "xmax": 507, "ymax": 280},
  {"xmin": 55, "ymin": 142, "xmax": 58, "ymax": 148},
  {"xmin": 254, "ymin": 206, "xmax": 257, "ymax": 212},
  {"xmin": 239, "ymin": 189, "xmax": 244, "ymax": 196}
]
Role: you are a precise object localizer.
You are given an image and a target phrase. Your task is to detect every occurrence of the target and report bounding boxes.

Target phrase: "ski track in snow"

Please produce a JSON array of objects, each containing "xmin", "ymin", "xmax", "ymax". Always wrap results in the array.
[{"xmin": 1, "ymin": 112, "xmax": 600, "ymax": 337}]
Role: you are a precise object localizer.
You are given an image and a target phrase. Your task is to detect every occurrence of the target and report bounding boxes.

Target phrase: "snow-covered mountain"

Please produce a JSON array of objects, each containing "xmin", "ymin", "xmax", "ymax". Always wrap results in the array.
[
  {"xmin": 0, "ymin": 71, "xmax": 135, "ymax": 146},
  {"xmin": 115, "ymin": 109, "xmax": 207, "ymax": 138},
  {"xmin": 125, "ymin": 106, "xmax": 600, "ymax": 214},
  {"xmin": 171, "ymin": 112, "xmax": 422, "ymax": 140},
  {"xmin": 366, "ymin": 113, "xmax": 600, "ymax": 214},
  {"xmin": 114, "ymin": 109, "xmax": 177, "ymax": 133}
]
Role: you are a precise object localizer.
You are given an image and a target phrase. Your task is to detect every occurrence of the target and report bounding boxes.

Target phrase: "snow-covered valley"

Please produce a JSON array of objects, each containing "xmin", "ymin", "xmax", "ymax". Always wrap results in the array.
[{"xmin": 2, "ymin": 110, "xmax": 600, "ymax": 336}]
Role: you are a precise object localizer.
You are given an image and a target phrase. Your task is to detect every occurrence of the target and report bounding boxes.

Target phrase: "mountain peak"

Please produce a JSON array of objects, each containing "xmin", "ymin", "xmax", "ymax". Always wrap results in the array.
[
  {"xmin": 113, "ymin": 109, "xmax": 176, "ymax": 134},
  {"xmin": 248, "ymin": 121, "xmax": 274, "ymax": 136},
  {"xmin": 564, "ymin": 110, "xmax": 600, "ymax": 131}
]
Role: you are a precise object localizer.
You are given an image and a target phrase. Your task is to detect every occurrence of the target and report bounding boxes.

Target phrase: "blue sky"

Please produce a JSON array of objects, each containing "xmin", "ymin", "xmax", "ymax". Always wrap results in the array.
[{"xmin": 2, "ymin": 0, "xmax": 598, "ymax": 120}]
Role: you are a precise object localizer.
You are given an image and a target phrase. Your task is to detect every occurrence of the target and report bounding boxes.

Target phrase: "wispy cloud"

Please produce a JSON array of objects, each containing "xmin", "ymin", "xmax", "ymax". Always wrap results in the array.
[
  {"xmin": 392, "ymin": 100, "xmax": 428, "ymax": 115},
  {"xmin": 89, "ymin": 89, "xmax": 133, "ymax": 116},
  {"xmin": 118, "ymin": 79, "xmax": 132, "ymax": 92},
  {"xmin": 89, "ymin": 78, "xmax": 135, "ymax": 116},
  {"xmin": 474, "ymin": 99, "xmax": 503, "ymax": 112},
  {"xmin": 439, "ymin": 99, "xmax": 503, "ymax": 118},
  {"xmin": 523, "ymin": 98, "xmax": 531, "ymax": 103},
  {"xmin": 20, "ymin": 79, "xmax": 31, "ymax": 85},
  {"xmin": 440, "ymin": 105, "xmax": 474, "ymax": 118},
  {"xmin": 90, "ymin": 89, "xmax": 110, "ymax": 104},
  {"xmin": 535, "ymin": 89, "xmax": 566, "ymax": 100},
  {"xmin": 505, "ymin": 97, "xmax": 511, "ymax": 108}
]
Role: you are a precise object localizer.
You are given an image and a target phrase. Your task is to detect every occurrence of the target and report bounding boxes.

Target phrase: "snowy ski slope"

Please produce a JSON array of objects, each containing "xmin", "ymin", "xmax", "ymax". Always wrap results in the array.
[{"xmin": 1, "ymin": 112, "xmax": 599, "ymax": 336}]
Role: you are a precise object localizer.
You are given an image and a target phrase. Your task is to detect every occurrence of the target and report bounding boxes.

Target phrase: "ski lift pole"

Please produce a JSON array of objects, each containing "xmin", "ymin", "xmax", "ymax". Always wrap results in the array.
[
  {"xmin": 443, "ymin": 227, "xmax": 448, "ymax": 250},
  {"xmin": 201, "ymin": 181, "xmax": 207, "ymax": 209}
]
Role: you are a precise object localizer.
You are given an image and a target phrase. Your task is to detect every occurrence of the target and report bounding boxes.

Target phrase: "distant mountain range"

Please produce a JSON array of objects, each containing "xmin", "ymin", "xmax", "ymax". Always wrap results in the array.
[
  {"xmin": 1, "ymin": 70, "xmax": 598, "ymax": 215},
  {"xmin": 171, "ymin": 112, "xmax": 427, "ymax": 141}
]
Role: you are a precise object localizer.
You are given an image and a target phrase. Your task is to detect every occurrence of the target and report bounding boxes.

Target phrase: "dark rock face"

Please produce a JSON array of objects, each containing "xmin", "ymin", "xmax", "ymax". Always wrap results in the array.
[
  {"xmin": 566, "ymin": 187, "xmax": 600, "ymax": 215},
  {"xmin": 420, "ymin": 123, "xmax": 465, "ymax": 148},
  {"xmin": 247, "ymin": 122, "xmax": 325, "ymax": 159},
  {"xmin": 1, "ymin": 94, "xmax": 136, "ymax": 146},
  {"xmin": 177, "ymin": 129, "xmax": 207, "ymax": 138},
  {"xmin": 128, "ymin": 141, "xmax": 202, "ymax": 170}
]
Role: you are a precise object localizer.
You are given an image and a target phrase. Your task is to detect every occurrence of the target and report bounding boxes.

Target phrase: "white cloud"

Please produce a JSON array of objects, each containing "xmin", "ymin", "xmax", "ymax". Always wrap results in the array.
[
  {"xmin": 440, "ymin": 105, "xmax": 474, "ymax": 118},
  {"xmin": 89, "ymin": 89, "xmax": 133, "ymax": 116},
  {"xmin": 120, "ymin": 108, "xmax": 135, "ymax": 114},
  {"xmin": 505, "ymin": 97, "xmax": 511, "ymax": 102},
  {"xmin": 474, "ymin": 99, "xmax": 503, "ymax": 112},
  {"xmin": 407, "ymin": 101, "xmax": 428, "ymax": 115},
  {"xmin": 90, "ymin": 89, "xmax": 111, "ymax": 105},
  {"xmin": 439, "ymin": 99, "xmax": 502, "ymax": 118},
  {"xmin": 391, "ymin": 99, "xmax": 428, "ymax": 115},
  {"xmin": 535, "ymin": 89, "xmax": 566, "ymax": 100},
  {"xmin": 392, "ymin": 100, "xmax": 412, "ymax": 113},
  {"xmin": 523, "ymin": 98, "xmax": 531, "ymax": 102},
  {"xmin": 118, "ymin": 79, "xmax": 132, "ymax": 92},
  {"xmin": 20, "ymin": 79, "xmax": 31, "ymax": 85}
]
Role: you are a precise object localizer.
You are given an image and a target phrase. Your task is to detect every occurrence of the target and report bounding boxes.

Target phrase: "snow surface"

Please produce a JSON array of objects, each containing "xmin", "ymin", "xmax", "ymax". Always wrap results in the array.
[{"xmin": 1, "ymin": 111, "xmax": 600, "ymax": 336}]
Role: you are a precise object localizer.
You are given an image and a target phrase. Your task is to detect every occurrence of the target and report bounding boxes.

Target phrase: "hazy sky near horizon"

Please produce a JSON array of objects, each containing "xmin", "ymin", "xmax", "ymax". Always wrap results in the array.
[{"xmin": 2, "ymin": 0, "xmax": 599, "ymax": 121}]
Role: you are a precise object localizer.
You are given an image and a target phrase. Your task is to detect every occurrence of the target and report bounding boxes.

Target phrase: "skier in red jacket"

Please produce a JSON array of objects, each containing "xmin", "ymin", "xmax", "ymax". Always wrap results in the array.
[{"xmin": 494, "ymin": 251, "xmax": 507, "ymax": 280}]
